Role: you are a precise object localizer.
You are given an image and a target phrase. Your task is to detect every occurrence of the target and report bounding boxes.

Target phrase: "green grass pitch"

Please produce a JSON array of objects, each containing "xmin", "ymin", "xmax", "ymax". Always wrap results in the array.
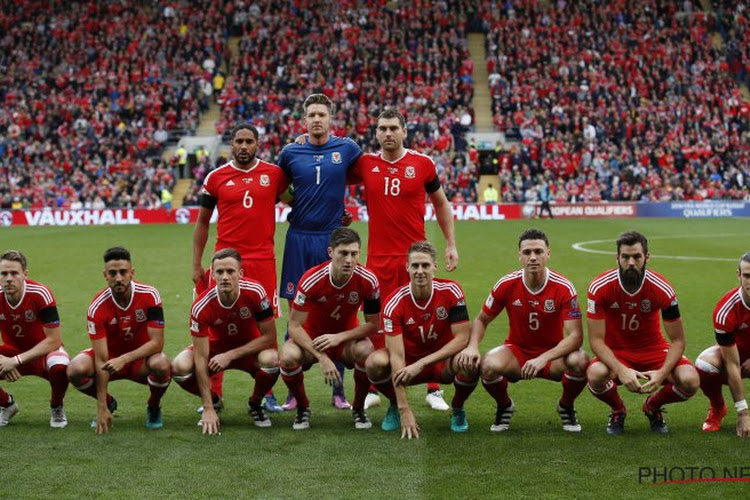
[{"xmin": 1, "ymin": 218, "xmax": 749, "ymax": 499}]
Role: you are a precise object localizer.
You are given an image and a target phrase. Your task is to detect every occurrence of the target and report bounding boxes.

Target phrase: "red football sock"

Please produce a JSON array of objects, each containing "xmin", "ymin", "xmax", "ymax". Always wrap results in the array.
[
  {"xmin": 175, "ymin": 374, "xmax": 201, "ymax": 397},
  {"xmin": 281, "ymin": 365, "xmax": 309, "ymax": 408},
  {"xmin": 451, "ymin": 373, "xmax": 478, "ymax": 408},
  {"xmin": 0, "ymin": 387, "xmax": 10, "ymax": 406},
  {"xmin": 482, "ymin": 375, "xmax": 511, "ymax": 407},
  {"xmin": 560, "ymin": 371, "xmax": 587, "ymax": 407},
  {"xmin": 147, "ymin": 372, "xmax": 171, "ymax": 407},
  {"xmin": 647, "ymin": 382, "xmax": 690, "ymax": 410},
  {"xmin": 372, "ymin": 377, "xmax": 397, "ymax": 406},
  {"xmin": 352, "ymin": 364, "xmax": 370, "ymax": 409},
  {"xmin": 210, "ymin": 371, "xmax": 224, "ymax": 397},
  {"xmin": 48, "ymin": 364, "xmax": 69, "ymax": 407},
  {"xmin": 588, "ymin": 381, "xmax": 625, "ymax": 412},
  {"xmin": 427, "ymin": 382, "xmax": 440, "ymax": 393},
  {"xmin": 698, "ymin": 369, "xmax": 726, "ymax": 409},
  {"xmin": 250, "ymin": 368, "xmax": 279, "ymax": 405}
]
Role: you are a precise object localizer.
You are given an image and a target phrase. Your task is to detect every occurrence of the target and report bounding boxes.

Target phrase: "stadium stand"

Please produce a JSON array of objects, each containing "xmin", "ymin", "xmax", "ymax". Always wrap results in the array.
[
  {"xmin": 0, "ymin": 0, "xmax": 228, "ymax": 209},
  {"xmin": 482, "ymin": 0, "xmax": 750, "ymax": 202}
]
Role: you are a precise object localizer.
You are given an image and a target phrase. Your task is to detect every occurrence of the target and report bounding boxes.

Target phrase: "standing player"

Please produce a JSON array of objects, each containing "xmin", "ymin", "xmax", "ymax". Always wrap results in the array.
[
  {"xmin": 456, "ymin": 229, "xmax": 588, "ymax": 432},
  {"xmin": 0, "ymin": 250, "xmax": 69, "ymax": 428},
  {"xmin": 366, "ymin": 241, "xmax": 476, "ymax": 438},
  {"xmin": 192, "ymin": 123, "xmax": 288, "ymax": 413},
  {"xmin": 67, "ymin": 247, "xmax": 171, "ymax": 433},
  {"xmin": 173, "ymin": 249, "xmax": 279, "ymax": 435},
  {"xmin": 350, "ymin": 108, "xmax": 459, "ymax": 411},
  {"xmin": 280, "ymin": 228, "xmax": 380, "ymax": 430},
  {"xmin": 695, "ymin": 252, "xmax": 750, "ymax": 436},
  {"xmin": 279, "ymin": 93, "xmax": 362, "ymax": 410},
  {"xmin": 586, "ymin": 231, "xmax": 699, "ymax": 434}
]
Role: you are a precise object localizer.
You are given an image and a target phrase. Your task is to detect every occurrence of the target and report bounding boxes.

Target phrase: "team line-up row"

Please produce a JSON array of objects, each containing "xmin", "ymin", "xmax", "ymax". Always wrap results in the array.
[{"xmin": 1, "ymin": 228, "xmax": 749, "ymax": 438}]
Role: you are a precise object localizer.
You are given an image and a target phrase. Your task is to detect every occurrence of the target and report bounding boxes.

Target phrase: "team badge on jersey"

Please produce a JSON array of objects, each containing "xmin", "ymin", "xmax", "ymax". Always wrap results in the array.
[
  {"xmin": 405, "ymin": 166, "xmax": 415, "ymax": 179},
  {"xmin": 25, "ymin": 310, "xmax": 35, "ymax": 322},
  {"xmin": 260, "ymin": 174, "xmax": 270, "ymax": 186},
  {"xmin": 239, "ymin": 307, "xmax": 251, "ymax": 319},
  {"xmin": 135, "ymin": 309, "xmax": 146, "ymax": 322},
  {"xmin": 544, "ymin": 299, "xmax": 555, "ymax": 312},
  {"xmin": 641, "ymin": 300, "xmax": 651, "ymax": 312},
  {"xmin": 436, "ymin": 306, "xmax": 448, "ymax": 320},
  {"xmin": 348, "ymin": 291, "xmax": 359, "ymax": 304},
  {"xmin": 332, "ymin": 152, "xmax": 342, "ymax": 163}
]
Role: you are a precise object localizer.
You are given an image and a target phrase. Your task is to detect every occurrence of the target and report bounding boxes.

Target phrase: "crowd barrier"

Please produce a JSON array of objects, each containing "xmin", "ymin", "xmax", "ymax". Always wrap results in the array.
[{"xmin": 2, "ymin": 201, "xmax": 748, "ymax": 227}]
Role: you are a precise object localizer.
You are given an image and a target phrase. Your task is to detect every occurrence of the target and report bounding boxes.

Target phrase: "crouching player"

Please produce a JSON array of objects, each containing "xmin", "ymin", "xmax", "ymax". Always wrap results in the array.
[
  {"xmin": 366, "ymin": 241, "xmax": 477, "ymax": 438},
  {"xmin": 280, "ymin": 228, "xmax": 380, "ymax": 430},
  {"xmin": 0, "ymin": 250, "xmax": 69, "ymax": 428},
  {"xmin": 173, "ymin": 248, "xmax": 279, "ymax": 435},
  {"xmin": 586, "ymin": 231, "xmax": 699, "ymax": 435},
  {"xmin": 695, "ymin": 252, "xmax": 750, "ymax": 437},
  {"xmin": 68, "ymin": 247, "xmax": 171, "ymax": 433},
  {"xmin": 457, "ymin": 229, "xmax": 589, "ymax": 433}
]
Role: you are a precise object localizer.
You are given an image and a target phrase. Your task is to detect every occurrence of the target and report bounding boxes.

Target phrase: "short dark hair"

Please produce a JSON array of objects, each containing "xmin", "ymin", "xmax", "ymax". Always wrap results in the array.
[
  {"xmin": 407, "ymin": 241, "xmax": 437, "ymax": 261},
  {"xmin": 212, "ymin": 248, "xmax": 242, "ymax": 265},
  {"xmin": 518, "ymin": 228, "xmax": 548, "ymax": 248},
  {"xmin": 739, "ymin": 252, "xmax": 750, "ymax": 269},
  {"xmin": 329, "ymin": 227, "xmax": 361, "ymax": 249},
  {"xmin": 104, "ymin": 247, "xmax": 131, "ymax": 263},
  {"xmin": 303, "ymin": 93, "xmax": 333, "ymax": 113},
  {"xmin": 230, "ymin": 123, "xmax": 259, "ymax": 141},
  {"xmin": 0, "ymin": 250, "xmax": 27, "ymax": 270},
  {"xmin": 377, "ymin": 108, "xmax": 406, "ymax": 128},
  {"xmin": 616, "ymin": 231, "xmax": 649, "ymax": 255}
]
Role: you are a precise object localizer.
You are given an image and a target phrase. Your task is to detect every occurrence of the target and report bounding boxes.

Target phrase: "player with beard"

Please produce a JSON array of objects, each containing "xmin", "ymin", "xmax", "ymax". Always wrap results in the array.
[
  {"xmin": 192, "ymin": 124, "xmax": 288, "ymax": 414},
  {"xmin": 586, "ymin": 231, "xmax": 699, "ymax": 435}
]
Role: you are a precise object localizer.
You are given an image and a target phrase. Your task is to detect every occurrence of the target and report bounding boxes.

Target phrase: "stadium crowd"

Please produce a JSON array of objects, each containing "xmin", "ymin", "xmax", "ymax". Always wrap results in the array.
[
  {"xmin": 483, "ymin": 0, "xmax": 750, "ymax": 202},
  {"xmin": 210, "ymin": 0, "xmax": 478, "ymax": 203},
  {"xmin": 3, "ymin": 0, "xmax": 750, "ymax": 209},
  {"xmin": 0, "ymin": 0, "xmax": 229, "ymax": 209}
]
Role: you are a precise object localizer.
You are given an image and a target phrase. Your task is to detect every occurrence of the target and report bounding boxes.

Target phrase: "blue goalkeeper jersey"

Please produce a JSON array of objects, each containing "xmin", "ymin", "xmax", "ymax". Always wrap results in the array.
[{"xmin": 278, "ymin": 135, "xmax": 361, "ymax": 231}]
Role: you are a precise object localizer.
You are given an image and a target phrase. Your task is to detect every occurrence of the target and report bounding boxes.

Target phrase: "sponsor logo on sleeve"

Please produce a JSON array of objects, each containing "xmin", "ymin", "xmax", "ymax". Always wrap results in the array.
[
  {"xmin": 486, "ymin": 295, "xmax": 494, "ymax": 308},
  {"xmin": 190, "ymin": 320, "xmax": 200, "ymax": 333},
  {"xmin": 294, "ymin": 292, "xmax": 306, "ymax": 307},
  {"xmin": 384, "ymin": 318, "xmax": 393, "ymax": 332},
  {"xmin": 259, "ymin": 298, "xmax": 271, "ymax": 311},
  {"xmin": 87, "ymin": 321, "xmax": 96, "ymax": 335},
  {"xmin": 587, "ymin": 300, "xmax": 596, "ymax": 314}
]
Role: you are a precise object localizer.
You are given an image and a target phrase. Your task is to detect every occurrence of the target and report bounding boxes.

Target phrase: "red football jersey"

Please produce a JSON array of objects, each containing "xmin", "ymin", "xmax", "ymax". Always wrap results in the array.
[
  {"xmin": 383, "ymin": 278, "xmax": 468, "ymax": 363},
  {"xmin": 87, "ymin": 281, "xmax": 164, "ymax": 358},
  {"xmin": 713, "ymin": 287, "xmax": 750, "ymax": 360},
  {"xmin": 483, "ymin": 269, "xmax": 581, "ymax": 354},
  {"xmin": 351, "ymin": 149, "xmax": 439, "ymax": 257},
  {"xmin": 201, "ymin": 159, "xmax": 288, "ymax": 260},
  {"xmin": 587, "ymin": 268, "xmax": 678, "ymax": 352},
  {"xmin": 190, "ymin": 278, "xmax": 273, "ymax": 353},
  {"xmin": 0, "ymin": 279, "xmax": 59, "ymax": 351},
  {"xmin": 292, "ymin": 261, "xmax": 380, "ymax": 337}
]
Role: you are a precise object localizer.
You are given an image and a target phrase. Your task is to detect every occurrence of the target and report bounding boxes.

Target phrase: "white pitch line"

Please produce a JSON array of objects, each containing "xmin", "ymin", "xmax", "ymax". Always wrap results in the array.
[{"xmin": 572, "ymin": 234, "xmax": 744, "ymax": 262}]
